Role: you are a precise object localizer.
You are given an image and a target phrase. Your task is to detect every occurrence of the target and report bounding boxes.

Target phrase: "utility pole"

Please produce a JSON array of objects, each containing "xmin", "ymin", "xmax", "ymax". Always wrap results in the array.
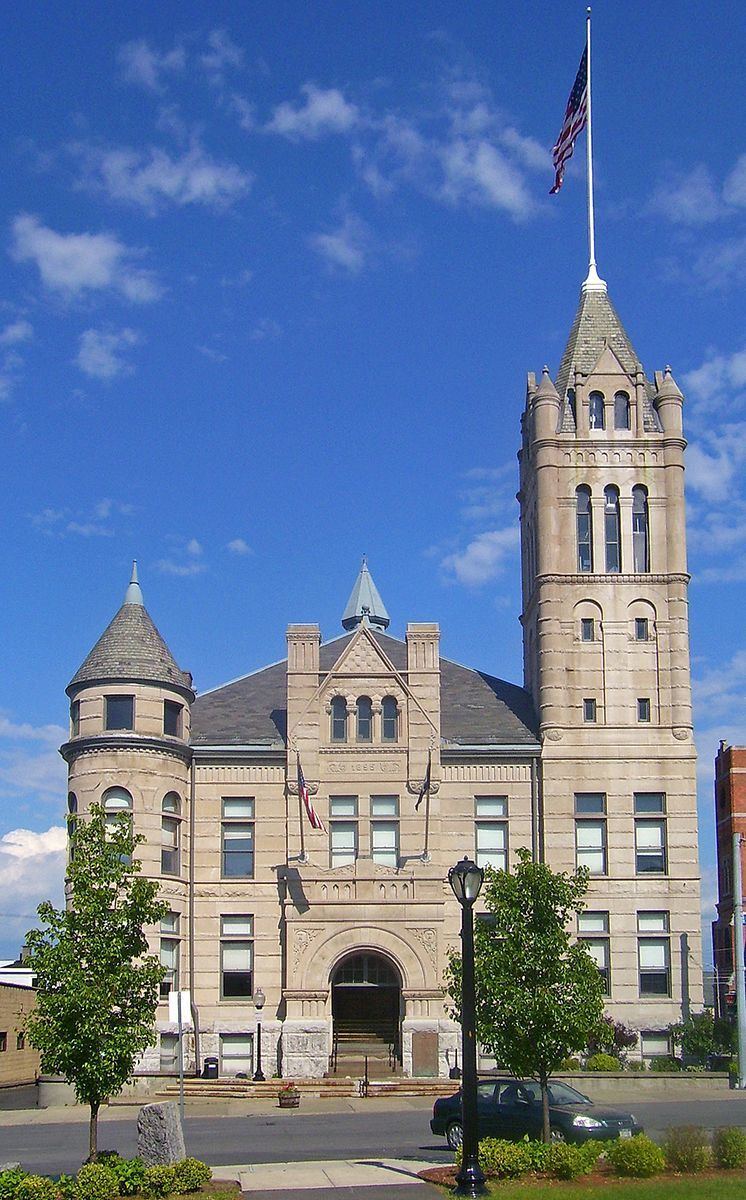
[{"xmin": 733, "ymin": 831, "xmax": 746, "ymax": 1089}]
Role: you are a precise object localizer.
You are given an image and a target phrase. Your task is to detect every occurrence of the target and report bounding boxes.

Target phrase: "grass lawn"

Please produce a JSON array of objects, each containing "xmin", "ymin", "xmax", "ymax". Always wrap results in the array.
[{"xmin": 426, "ymin": 1177, "xmax": 745, "ymax": 1199}]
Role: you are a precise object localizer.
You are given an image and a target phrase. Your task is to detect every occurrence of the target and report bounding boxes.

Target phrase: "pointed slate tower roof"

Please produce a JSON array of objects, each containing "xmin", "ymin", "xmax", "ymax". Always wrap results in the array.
[
  {"xmin": 67, "ymin": 562, "xmax": 193, "ymax": 696},
  {"xmin": 341, "ymin": 558, "xmax": 390, "ymax": 632}
]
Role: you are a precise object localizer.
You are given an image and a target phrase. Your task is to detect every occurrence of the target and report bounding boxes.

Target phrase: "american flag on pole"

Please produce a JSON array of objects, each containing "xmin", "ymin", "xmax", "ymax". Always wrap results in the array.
[
  {"xmin": 297, "ymin": 755, "xmax": 325, "ymax": 831},
  {"xmin": 549, "ymin": 47, "xmax": 588, "ymax": 194},
  {"xmin": 415, "ymin": 751, "xmax": 431, "ymax": 812}
]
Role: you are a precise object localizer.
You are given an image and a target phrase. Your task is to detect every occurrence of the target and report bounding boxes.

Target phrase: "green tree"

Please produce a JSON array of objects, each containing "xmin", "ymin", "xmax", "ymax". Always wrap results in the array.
[
  {"xmin": 25, "ymin": 803, "xmax": 167, "ymax": 1161},
  {"xmin": 446, "ymin": 849, "xmax": 604, "ymax": 1143},
  {"xmin": 669, "ymin": 1010, "xmax": 733, "ymax": 1066}
]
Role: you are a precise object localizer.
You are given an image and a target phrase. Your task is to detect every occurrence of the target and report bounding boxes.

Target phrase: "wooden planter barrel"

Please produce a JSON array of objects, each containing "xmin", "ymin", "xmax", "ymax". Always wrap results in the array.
[{"xmin": 278, "ymin": 1090, "xmax": 300, "ymax": 1108}]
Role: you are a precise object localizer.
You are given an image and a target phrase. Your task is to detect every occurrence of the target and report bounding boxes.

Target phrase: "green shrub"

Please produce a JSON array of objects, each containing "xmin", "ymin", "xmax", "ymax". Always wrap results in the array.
[
  {"xmin": 649, "ymin": 1055, "xmax": 681, "ymax": 1073},
  {"xmin": 627, "ymin": 1060, "xmax": 646, "ymax": 1071},
  {"xmin": 607, "ymin": 1134, "xmax": 666, "ymax": 1178},
  {"xmin": 664, "ymin": 1126, "xmax": 712, "ymax": 1173},
  {"xmin": 585, "ymin": 1052, "xmax": 620, "ymax": 1072},
  {"xmin": 140, "ymin": 1167, "xmax": 176, "ymax": 1200},
  {"xmin": 457, "ymin": 1140, "xmax": 532, "ymax": 1179},
  {"xmin": 713, "ymin": 1126, "xmax": 746, "ymax": 1169},
  {"xmin": 559, "ymin": 1057, "xmax": 581, "ymax": 1071},
  {"xmin": 172, "ymin": 1161, "xmax": 211, "ymax": 1194},
  {"xmin": 110, "ymin": 1160, "xmax": 145, "ymax": 1198},
  {"xmin": 518, "ymin": 1140, "xmax": 549, "ymax": 1173},
  {"xmin": 75, "ymin": 1165, "xmax": 119, "ymax": 1200},
  {"xmin": 0, "ymin": 1170, "xmax": 29, "ymax": 1200},
  {"xmin": 55, "ymin": 1177, "xmax": 77, "ymax": 1200},
  {"xmin": 545, "ymin": 1143, "xmax": 589, "ymax": 1180},
  {"xmin": 14, "ymin": 1179, "xmax": 57, "ymax": 1200}
]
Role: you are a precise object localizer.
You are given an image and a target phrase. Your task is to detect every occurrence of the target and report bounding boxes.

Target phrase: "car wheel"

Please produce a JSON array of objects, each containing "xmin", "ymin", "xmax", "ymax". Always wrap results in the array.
[
  {"xmin": 446, "ymin": 1121, "xmax": 464, "ymax": 1151},
  {"xmin": 550, "ymin": 1127, "xmax": 566, "ymax": 1143}
]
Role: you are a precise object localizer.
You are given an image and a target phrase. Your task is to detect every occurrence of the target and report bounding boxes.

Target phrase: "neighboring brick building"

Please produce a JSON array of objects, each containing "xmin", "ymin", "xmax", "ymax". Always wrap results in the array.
[
  {"xmin": 60, "ymin": 273, "xmax": 703, "ymax": 1078},
  {"xmin": 0, "ymin": 983, "xmax": 39, "ymax": 1088},
  {"xmin": 712, "ymin": 742, "xmax": 746, "ymax": 1019}
]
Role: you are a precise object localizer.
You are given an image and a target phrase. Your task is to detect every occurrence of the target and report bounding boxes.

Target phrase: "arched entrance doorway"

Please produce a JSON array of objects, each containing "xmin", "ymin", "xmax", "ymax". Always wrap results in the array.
[{"xmin": 330, "ymin": 951, "xmax": 402, "ymax": 1075}]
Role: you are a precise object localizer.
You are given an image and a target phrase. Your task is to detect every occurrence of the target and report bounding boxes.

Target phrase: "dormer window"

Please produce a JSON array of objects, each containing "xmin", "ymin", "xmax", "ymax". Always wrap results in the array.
[
  {"xmin": 356, "ymin": 696, "xmax": 373, "ymax": 742},
  {"xmin": 331, "ymin": 696, "xmax": 348, "ymax": 742},
  {"xmin": 589, "ymin": 392, "xmax": 605, "ymax": 430},
  {"xmin": 105, "ymin": 695, "xmax": 134, "ymax": 731},
  {"xmin": 382, "ymin": 696, "xmax": 399, "ymax": 742},
  {"xmin": 614, "ymin": 391, "xmax": 631, "ymax": 430},
  {"xmin": 604, "ymin": 486, "xmax": 621, "ymax": 572}
]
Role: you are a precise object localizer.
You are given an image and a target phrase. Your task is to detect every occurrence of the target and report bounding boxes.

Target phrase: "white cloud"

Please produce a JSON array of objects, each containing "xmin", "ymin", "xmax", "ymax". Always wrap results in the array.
[
  {"xmin": 267, "ymin": 84, "xmax": 360, "ymax": 139},
  {"xmin": 0, "ymin": 712, "xmax": 67, "ymax": 806},
  {"xmin": 441, "ymin": 526, "xmax": 520, "ymax": 586},
  {"xmin": 77, "ymin": 328, "xmax": 140, "ymax": 380},
  {"xmin": 11, "ymin": 214, "xmax": 161, "ymax": 302},
  {"xmin": 498, "ymin": 128, "xmax": 551, "ymax": 173},
  {"xmin": 227, "ymin": 538, "xmax": 251, "ymax": 555},
  {"xmin": 0, "ymin": 826, "xmax": 67, "ymax": 952},
  {"xmin": 76, "ymin": 143, "xmax": 251, "ymax": 214},
  {"xmin": 439, "ymin": 139, "xmax": 534, "ymax": 219},
  {"xmin": 0, "ymin": 715, "xmax": 65, "ymax": 746},
  {"xmin": 197, "ymin": 344, "xmax": 228, "ymax": 363},
  {"xmin": 0, "ymin": 319, "xmax": 32, "ymax": 346},
  {"xmin": 186, "ymin": 538, "xmax": 203, "ymax": 557},
  {"xmin": 250, "ymin": 317, "xmax": 281, "ymax": 341},
  {"xmin": 723, "ymin": 154, "xmax": 746, "ymax": 208},
  {"xmin": 118, "ymin": 39, "xmax": 185, "ymax": 93},
  {"xmin": 200, "ymin": 29, "xmax": 244, "ymax": 81},
  {"xmin": 309, "ymin": 213, "xmax": 369, "ymax": 273},
  {"xmin": 683, "ymin": 345, "xmax": 746, "ymax": 414},
  {"xmin": 155, "ymin": 559, "xmax": 206, "ymax": 578},
  {"xmin": 650, "ymin": 164, "xmax": 724, "ymax": 225}
]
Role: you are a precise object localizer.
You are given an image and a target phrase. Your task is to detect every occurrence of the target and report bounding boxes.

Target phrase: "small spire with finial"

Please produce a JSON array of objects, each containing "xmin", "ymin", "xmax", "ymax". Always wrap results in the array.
[{"xmin": 124, "ymin": 560, "xmax": 144, "ymax": 606}]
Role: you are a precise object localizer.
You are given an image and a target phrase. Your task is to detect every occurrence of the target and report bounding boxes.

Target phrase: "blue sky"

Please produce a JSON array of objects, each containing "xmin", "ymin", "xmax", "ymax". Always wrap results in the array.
[{"xmin": 1, "ymin": 1, "xmax": 745, "ymax": 962}]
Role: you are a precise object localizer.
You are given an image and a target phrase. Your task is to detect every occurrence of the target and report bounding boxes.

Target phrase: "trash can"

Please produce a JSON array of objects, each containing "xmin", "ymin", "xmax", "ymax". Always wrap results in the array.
[{"xmin": 203, "ymin": 1056, "xmax": 219, "ymax": 1080}]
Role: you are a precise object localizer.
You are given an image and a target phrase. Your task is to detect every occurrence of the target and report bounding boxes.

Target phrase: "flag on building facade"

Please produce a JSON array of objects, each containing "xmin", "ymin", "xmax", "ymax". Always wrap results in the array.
[
  {"xmin": 297, "ymin": 755, "xmax": 324, "ymax": 831},
  {"xmin": 415, "ymin": 751, "xmax": 431, "ymax": 812},
  {"xmin": 550, "ymin": 46, "xmax": 588, "ymax": 194}
]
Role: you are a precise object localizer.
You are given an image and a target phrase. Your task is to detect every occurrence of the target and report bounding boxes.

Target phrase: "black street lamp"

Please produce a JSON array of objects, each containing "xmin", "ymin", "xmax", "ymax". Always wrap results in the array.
[
  {"xmin": 448, "ymin": 856, "xmax": 486, "ymax": 1198},
  {"xmin": 253, "ymin": 987, "xmax": 266, "ymax": 1082}
]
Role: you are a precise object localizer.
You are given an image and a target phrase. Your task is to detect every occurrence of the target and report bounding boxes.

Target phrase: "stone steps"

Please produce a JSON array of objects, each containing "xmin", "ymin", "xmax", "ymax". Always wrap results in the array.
[{"xmin": 154, "ymin": 1075, "xmax": 449, "ymax": 1100}]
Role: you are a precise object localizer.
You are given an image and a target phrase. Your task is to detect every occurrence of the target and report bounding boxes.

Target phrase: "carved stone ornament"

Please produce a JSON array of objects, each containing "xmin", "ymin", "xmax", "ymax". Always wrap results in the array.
[
  {"xmin": 411, "ymin": 927, "xmax": 437, "ymax": 968},
  {"xmin": 287, "ymin": 778, "xmax": 319, "ymax": 795},
  {"xmin": 672, "ymin": 728, "xmax": 690, "ymax": 741},
  {"xmin": 292, "ymin": 927, "xmax": 323, "ymax": 975},
  {"xmin": 544, "ymin": 728, "xmax": 564, "ymax": 741},
  {"xmin": 406, "ymin": 780, "xmax": 440, "ymax": 795}
]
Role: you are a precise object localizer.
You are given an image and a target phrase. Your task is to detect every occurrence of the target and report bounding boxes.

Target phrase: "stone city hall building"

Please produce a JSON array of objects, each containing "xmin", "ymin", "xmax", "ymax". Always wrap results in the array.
[{"xmin": 61, "ymin": 274, "xmax": 702, "ymax": 1079}]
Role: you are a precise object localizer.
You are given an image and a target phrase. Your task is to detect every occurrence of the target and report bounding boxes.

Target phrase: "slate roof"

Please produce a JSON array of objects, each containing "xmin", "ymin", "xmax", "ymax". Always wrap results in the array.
[
  {"xmin": 555, "ymin": 286, "xmax": 662, "ymax": 433},
  {"xmin": 191, "ymin": 632, "xmax": 539, "ymax": 749},
  {"xmin": 68, "ymin": 602, "xmax": 193, "ymax": 694}
]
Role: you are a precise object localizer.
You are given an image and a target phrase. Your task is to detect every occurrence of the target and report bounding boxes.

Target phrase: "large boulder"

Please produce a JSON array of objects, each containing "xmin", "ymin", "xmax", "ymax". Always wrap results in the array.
[{"xmin": 136, "ymin": 1102, "xmax": 186, "ymax": 1165}]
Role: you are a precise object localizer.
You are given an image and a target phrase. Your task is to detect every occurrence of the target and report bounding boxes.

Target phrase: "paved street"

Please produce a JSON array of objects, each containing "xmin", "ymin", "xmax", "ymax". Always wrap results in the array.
[{"xmin": 1, "ymin": 1095, "xmax": 746, "ymax": 1177}]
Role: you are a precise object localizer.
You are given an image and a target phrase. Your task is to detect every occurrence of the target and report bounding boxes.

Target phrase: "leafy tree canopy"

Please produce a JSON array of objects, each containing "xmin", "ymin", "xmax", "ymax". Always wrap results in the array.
[{"xmin": 669, "ymin": 1010, "xmax": 733, "ymax": 1065}]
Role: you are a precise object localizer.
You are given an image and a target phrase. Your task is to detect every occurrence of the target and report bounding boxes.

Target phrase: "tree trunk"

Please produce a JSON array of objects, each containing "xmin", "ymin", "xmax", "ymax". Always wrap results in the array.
[
  {"xmin": 89, "ymin": 1102, "xmax": 99, "ymax": 1162},
  {"xmin": 541, "ymin": 1078, "xmax": 550, "ymax": 1144}
]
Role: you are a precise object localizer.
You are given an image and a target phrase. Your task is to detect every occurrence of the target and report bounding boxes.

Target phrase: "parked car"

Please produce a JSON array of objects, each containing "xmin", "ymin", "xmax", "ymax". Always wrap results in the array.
[{"xmin": 430, "ymin": 1077, "xmax": 643, "ymax": 1149}]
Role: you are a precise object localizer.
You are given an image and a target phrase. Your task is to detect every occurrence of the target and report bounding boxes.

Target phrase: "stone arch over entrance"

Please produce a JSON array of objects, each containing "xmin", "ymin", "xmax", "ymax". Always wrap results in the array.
[
  {"xmin": 300, "ymin": 924, "xmax": 429, "ymax": 993},
  {"xmin": 330, "ymin": 948, "xmax": 402, "ymax": 1072}
]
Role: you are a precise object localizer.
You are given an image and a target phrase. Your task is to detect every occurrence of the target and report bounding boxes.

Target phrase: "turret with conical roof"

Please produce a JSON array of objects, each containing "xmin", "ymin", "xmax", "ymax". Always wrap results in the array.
[{"xmin": 341, "ymin": 558, "xmax": 390, "ymax": 632}]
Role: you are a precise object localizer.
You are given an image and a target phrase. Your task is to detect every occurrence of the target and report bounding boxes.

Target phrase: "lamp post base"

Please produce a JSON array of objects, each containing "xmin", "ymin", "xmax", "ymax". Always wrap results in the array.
[{"xmin": 454, "ymin": 1160, "xmax": 487, "ymax": 1197}]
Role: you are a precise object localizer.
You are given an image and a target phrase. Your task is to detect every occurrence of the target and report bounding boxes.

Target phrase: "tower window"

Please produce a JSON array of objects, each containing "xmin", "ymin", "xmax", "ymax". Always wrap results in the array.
[
  {"xmin": 604, "ymin": 486, "xmax": 621, "ymax": 572},
  {"xmin": 163, "ymin": 700, "xmax": 183, "ymax": 738},
  {"xmin": 583, "ymin": 698, "xmax": 597, "ymax": 722},
  {"xmin": 614, "ymin": 391, "xmax": 631, "ymax": 430},
  {"xmin": 632, "ymin": 486, "xmax": 650, "ymax": 572},
  {"xmin": 105, "ymin": 695, "xmax": 134, "ymax": 731},
  {"xmin": 580, "ymin": 618, "xmax": 595, "ymax": 642},
  {"xmin": 161, "ymin": 793, "xmax": 181, "ymax": 876},
  {"xmin": 356, "ymin": 696, "xmax": 372, "ymax": 743},
  {"xmin": 102, "ymin": 787, "xmax": 133, "ymax": 864},
  {"xmin": 637, "ymin": 697, "xmax": 651, "ymax": 722},
  {"xmin": 576, "ymin": 486, "xmax": 593, "ymax": 572},
  {"xmin": 635, "ymin": 617, "xmax": 650, "ymax": 641},
  {"xmin": 589, "ymin": 391, "xmax": 605, "ymax": 430},
  {"xmin": 70, "ymin": 700, "xmax": 80, "ymax": 737},
  {"xmin": 382, "ymin": 696, "xmax": 399, "ymax": 742},
  {"xmin": 159, "ymin": 913, "xmax": 180, "ymax": 999},
  {"xmin": 330, "ymin": 696, "xmax": 348, "ymax": 742}
]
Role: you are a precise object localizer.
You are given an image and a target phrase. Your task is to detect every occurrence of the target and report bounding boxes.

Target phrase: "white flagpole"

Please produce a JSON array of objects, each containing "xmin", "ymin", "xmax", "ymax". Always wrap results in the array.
[{"xmin": 583, "ymin": 7, "xmax": 606, "ymax": 292}]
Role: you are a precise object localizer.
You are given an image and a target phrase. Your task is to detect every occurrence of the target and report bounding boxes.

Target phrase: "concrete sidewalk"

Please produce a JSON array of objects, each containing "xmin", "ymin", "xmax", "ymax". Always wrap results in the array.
[{"xmin": 212, "ymin": 1158, "xmax": 441, "ymax": 1193}]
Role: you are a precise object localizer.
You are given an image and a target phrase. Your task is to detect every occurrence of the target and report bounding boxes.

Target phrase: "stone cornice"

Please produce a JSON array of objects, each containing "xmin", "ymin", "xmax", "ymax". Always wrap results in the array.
[
  {"xmin": 60, "ymin": 735, "xmax": 193, "ymax": 764},
  {"xmin": 533, "ymin": 572, "xmax": 690, "ymax": 586}
]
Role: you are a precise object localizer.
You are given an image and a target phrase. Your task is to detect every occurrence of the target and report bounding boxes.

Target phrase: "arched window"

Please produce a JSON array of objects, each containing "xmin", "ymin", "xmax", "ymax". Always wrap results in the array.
[
  {"xmin": 632, "ymin": 485, "xmax": 650, "ymax": 572},
  {"xmin": 67, "ymin": 793, "xmax": 77, "ymax": 861},
  {"xmin": 604, "ymin": 486, "xmax": 621, "ymax": 572},
  {"xmin": 589, "ymin": 391, "xmax": 605, "ymax": 430},
  {"xmin": 614, "ymin": 391, "xmax": 631, "ymax": 430},
  {"xmin": 102, "ymin": 786, "xmax": 133, "ymax": 863},
  {"xmin": 331, "ymin": 696, "xmax": 348, "ymax": 742},
  {"xmin": 356, "ymin": 697, "xmax": 372, "ymax": 742},
  {"xmin": 576, "ymin": 487, "xmax": 593, "ymax": 572},
  {"xmin": 382, "ymin": 696, "xmax": 399, "ymax": 742},
  {"xmin": 161, "ymin": 793, "xmax": 181, "ymax": 876}
]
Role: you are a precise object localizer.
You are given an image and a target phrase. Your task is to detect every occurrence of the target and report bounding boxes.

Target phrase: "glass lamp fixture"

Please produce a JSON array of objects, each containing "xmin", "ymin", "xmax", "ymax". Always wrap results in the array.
[{"xmin": 448, "ymin": 857, "xmax": 484, "ymax": 907}]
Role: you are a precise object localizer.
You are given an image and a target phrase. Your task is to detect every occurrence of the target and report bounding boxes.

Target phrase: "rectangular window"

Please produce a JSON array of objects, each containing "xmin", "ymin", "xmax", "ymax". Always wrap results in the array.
[
  {"xmin": 159, "ymin": 913, "xmax": 180, "ymax": 1000},
  {"xmin": 70, "ymin": 700, "xmax": 80, "ymax": 736},
  {"xmin": 220, "ymin": 915, "xmax": 254, "ymax": 999},
  {"xmin": 163, "ymin": 700, "xmax": 183, "ymax": 737},
  {"xmin": 160, "ymin": 1033, "xmax": 179, "ymax": 1073},
  {"xmin": 634, "ymin": 792, "xmax": 666, "ymax": 814},
  {"xmin": 641, "ymin": 1031, "xmax": 671, "ymax": 1062},
  {"xmin": 583, "ymin": 698, "xmax": 597, "ymax": 722},
  {"xmin": 105, "ymin": 695, "xmax": 134, "ymax": 731},
  {"xmin": 220, "ymin": 1033, "xmax": 254, "ymax": 1076},
  {"xmin": 16, "ymin": 1033, "xmax": 25, "ymax": 1051},
  {"xmin": 0, "ymin": 1033, "xmax": 6, "ymax": 1052},
  {"xmin": 475, "ymin": 797, "xmax": 508, "ymax": 872},
  {"xmin": 330, "ymin": 797, "xmax": 358, "ymax": 868},
  {"xmin": 575, "ymin": 820, "xmax": 607, "ymax": 875},
  {"xmin": 638, "ymin": 938, "xmax": 670, "ymax": 996},
  {"xmin": 637, "ymin": 697, "xmax": 651, "ymax": 722},
  {"xmin": 578, "ymin": 912, "xmax": 610, "ymax": 995},
  {"xmin": 635, "ymin": 618, "xmax": 649, "ymax": 641},
  {"xmin": 161, "ymin": 816, "xmax": 180, "ymax": 876},
  {"xmin": 635, "ymin": 819, "xmax": 667, "ymax": 874},
  {"xmin": 371, "ymin": 796, "xmax": 399, "ymax": 867},
  {"xmin": 221, "ymin": 798, "xmax": 255, "ymax": 878},
  {"xmin": 575, "ymin": 792, "xmax": 606, "ymax": 815},
  {"xmin": 580, "ymin": 618, "xmax": 595, "ymax": 642}
]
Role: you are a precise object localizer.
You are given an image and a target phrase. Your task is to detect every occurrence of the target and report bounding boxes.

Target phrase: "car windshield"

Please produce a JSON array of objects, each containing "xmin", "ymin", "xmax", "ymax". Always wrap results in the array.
[{"xmin": 519, "ymin": 1081, "xmax": 591, "ymax": 1106}]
